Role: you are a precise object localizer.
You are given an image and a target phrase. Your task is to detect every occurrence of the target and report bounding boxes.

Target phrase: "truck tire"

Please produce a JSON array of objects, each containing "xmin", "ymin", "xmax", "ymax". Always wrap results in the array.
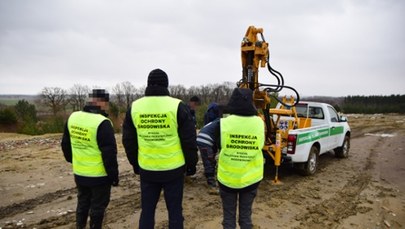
[
  {"xmin": 301, "ymin": 145, "xmax": 319, "ymax": 176},
  {"xmin": 335, "ymin": 135, "xmax": 350, "ymax": 158}
]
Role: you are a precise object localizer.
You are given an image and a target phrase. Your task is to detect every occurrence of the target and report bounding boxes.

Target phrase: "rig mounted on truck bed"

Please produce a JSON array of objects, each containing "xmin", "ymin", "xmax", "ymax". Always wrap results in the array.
[
  {"xmin": 238, "ymin": 26, "xmax": 306, "ymax": 182},
  {"xmin": 237, "ymin": 26, "xmax": 351, "ymax": 183}
]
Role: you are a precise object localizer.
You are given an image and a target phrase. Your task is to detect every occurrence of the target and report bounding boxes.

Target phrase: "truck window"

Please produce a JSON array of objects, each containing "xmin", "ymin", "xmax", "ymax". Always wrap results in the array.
[
  {"xmin": 308, "ymin": 107, "xmax": 324, "ymax": 119},
  {"xmin": 295, "ymin": 105, "xmax": 308, "ymax": 117},
  {"xmin": 328, "ymin": 106, "xmax": 339, "ymax": 122}
]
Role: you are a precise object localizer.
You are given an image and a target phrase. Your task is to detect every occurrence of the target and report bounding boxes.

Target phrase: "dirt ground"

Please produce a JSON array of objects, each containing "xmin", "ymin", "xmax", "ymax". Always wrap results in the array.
[{"xmin": 1, "ymin": 114, "xmax": 405, "ymax": 229}]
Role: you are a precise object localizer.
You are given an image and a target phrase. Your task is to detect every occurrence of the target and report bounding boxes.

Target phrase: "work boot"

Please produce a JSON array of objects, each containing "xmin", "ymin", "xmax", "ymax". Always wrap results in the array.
[{"xmin": 207, "ymin": 177, "xmax": 217, "ymax": 188}]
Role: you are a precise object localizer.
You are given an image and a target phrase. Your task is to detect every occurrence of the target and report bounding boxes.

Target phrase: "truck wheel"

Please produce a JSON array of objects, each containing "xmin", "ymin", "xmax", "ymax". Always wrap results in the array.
[
  {"xmin": 335, "ymin": 135, "xmax": 350, "ymax": 158},
  {"xmin": 301, "ymin": 145, "xmax": 319, "ymax": 176}
]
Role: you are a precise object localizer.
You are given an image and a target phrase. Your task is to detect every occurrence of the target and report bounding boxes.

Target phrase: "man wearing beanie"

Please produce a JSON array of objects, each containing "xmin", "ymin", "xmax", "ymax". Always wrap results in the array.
[
  {"xmin": 61, "ymin": 89, "xmax": 119, "ymax": 229},
  {"xmin": 196, "ymin": 88, "xmax": 265, "ymax": 229},
  {"xmin": 122, "ymin": 68, "xmax": 198, "ymax": 229}
]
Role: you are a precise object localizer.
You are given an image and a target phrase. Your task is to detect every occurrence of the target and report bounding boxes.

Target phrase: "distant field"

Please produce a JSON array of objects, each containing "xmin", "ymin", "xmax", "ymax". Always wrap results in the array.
[
  {"xmin": 0, "ymin": 95, "xmax": 38, "ymax": 106},
  {"xmin": 0, "ymin": 99, "xmax": 19, "ymax": 106}
]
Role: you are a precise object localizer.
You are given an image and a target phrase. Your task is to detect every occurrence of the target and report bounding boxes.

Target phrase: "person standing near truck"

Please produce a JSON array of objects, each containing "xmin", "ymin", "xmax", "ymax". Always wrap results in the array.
[
  {"xmin": 201, "ymin": 88, "xmax": 265, "ymax": 229},
  {"xmin": 122, "ymin": 68, "xmax": 198, "ymax": 229},
  {"xmin": 188, "ymin": 95, "xmax": 201, "ymax": 128},
  {"xmin": 61, "ymin": 89, "xmax": 119, "ymax": 229},
  {"xmin": 197, "ymin": 102, "xmax": 225, "ymax": 187},
  {"xmin": 197, "ymin": 120, "xmax": 219, "ymax": 187}
]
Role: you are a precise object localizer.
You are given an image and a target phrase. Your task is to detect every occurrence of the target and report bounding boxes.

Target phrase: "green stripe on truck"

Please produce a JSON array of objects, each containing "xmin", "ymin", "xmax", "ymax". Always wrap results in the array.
[
  {"xmin": 296, "ymin": 128, "xmax": 329, "ymax": 145},
  {"xmin": 296, "ymin": 126, "xmax": 344, "ymax": 145},
  {"xmin": 330, "ymin": 126, "xmax": 344, "ymax": 136}
]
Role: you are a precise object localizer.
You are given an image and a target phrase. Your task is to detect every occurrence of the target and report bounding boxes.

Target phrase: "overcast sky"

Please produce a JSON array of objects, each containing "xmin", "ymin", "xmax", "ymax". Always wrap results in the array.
[{"xmin": 0, "ymin": 0, "xmax": 404, "ymax": 97}]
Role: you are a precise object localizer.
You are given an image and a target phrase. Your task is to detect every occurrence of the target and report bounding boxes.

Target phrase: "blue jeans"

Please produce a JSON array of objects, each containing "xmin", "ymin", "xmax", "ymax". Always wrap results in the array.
[
  {"xmin": 76, "ymin": 183, "xmax": 111, "ymax": 229},
  {"xmin": 198, "ymin": 145, "xmax": 217, "ymax": 176},
  {"xmin": 219, "ymin": 187, "xmax": 258, "ymax": 229},
  {"xmin": 139, "ymin": 176, "xmax": 184, "ymax": 229}
]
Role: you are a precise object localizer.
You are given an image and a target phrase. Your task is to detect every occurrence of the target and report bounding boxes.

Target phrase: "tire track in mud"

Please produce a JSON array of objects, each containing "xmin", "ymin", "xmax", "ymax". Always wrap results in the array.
[
  {"xmin": 293, "ymin": 134, "xmax": 382, "ymax": 228},
  {"xmin": 25, "ymin": 192, "xmax": 141, "ymax": 229},
  {"xmin": 0, "ymin": 187, "xmax": 76, "ymax": 219},
  {"xmin": 3, "ymin": 123, "xmax": 400, "ymax": 228},
  {"xmin": 0, "ymin": 171, "xmax": 140, "ymax": 228},
  {"xmin": 26, "ymin": 171, "xmax": 140, "ymax": 228}
]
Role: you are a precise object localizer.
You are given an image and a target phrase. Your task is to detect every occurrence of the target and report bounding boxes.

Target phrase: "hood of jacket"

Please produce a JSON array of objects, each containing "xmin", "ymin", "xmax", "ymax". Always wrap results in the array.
[{"xmin": 226, "ymin": 88, "xmax": 257, "ymax": 116}]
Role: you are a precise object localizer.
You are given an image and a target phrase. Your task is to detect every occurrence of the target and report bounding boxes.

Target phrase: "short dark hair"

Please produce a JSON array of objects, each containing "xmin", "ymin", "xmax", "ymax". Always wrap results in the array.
[
  {"xmin": 89, "ymin": 89, "xmax": 109, "ymax": 102},
  {"xmin": 189, "ymin": 96, "xmax": 201, "ymax": 103}
]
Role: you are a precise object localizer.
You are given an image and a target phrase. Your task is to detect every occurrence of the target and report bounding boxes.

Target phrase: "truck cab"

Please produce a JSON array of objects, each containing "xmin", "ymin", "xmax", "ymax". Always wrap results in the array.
[{"xmin": 275, "ymin": 101, "xmax": 351, "ymax": 175}]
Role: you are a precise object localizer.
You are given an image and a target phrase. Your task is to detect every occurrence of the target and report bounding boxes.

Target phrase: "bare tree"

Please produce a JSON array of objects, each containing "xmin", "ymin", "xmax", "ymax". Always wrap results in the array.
[
  {"xmin": 112, "ymin": 83, "xmax": 125, "ymax": 110},
  {"xmin": 169, "ymin": 85, "xmax": 187, "ymax": 101},
  {"xmin": 211, "ymin": 82, "xmax": 234, "ymax": 104},
  {"xmin": 121, "ymin": 81, "xmax": 136, "ymax": 110},
  {"xmin": 69, "ymin": 84, "xmax": 90, "ymax": 111},
  {"xmin": 135, "ymin": 86, "xmax": 146, "ymax": 99},
  {"xmin": 198, "ymin": 85, "xmax": 213, "ymax": 104},
  {"xmin": 40, "ymin": 87, "xmax": 68, "ymax": 116},
  {"xmin": 112, "ymin": 81, "xmax": 137, "ymax": 111}
]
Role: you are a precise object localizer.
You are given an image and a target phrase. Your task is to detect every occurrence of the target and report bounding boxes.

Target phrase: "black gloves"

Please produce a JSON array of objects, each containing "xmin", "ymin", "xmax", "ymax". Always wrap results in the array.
[
  {"xmin": 133, "ymin": 166, "xmax": 140, "ymax": 175},
  {"xmin": 112, "ymin": 179, "xmax": 119, "ymax": 187},
  {"xmin": 186, "ymin": 166, "xmax": 196, "ymax": 176}
]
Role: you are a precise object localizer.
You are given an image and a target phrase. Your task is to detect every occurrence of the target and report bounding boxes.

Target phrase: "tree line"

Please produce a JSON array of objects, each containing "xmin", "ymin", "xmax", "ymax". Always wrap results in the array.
[
  {"xmin": 341, "ymin": 95, "xmax": 405, "ymax": 114},
  {"xmin": 1, "ymin": 82, "xmax": 404, "ymax": 135},
  {"xmin": 0, "ymin": 82, "xmax": 237, "ymax": 134}
]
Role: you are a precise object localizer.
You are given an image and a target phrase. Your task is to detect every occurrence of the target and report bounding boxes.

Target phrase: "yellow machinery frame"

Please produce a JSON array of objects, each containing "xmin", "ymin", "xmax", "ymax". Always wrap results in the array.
[{"xmin": 239, "ymin": 26, "xmax": 301, "ymax": 183}]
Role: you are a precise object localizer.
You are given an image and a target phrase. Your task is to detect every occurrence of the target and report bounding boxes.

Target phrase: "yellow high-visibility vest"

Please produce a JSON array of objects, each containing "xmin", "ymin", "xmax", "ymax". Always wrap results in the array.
[
  {"xmin": 68, "ymin": 111, "xmax": 109, "ymax": 177},
  {"xmin": 218, "ymin": 115, "xmax": 265, "ymax": 189},
  {"xmin": 131, "ymin": 96, "xmax": 185, "ymax": 171}
]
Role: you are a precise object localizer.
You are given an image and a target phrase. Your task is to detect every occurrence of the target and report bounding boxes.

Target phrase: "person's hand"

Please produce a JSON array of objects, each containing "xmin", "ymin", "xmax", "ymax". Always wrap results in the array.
[
  {"xmin": 133, "ymin": 166, "xmax": 140, "ymax": 175},
  {"xmin": 112, "ymin": 179, "xmax": 119, "ymax": 187},
  {"xmin": 186, "ymin": 166, "xmax": 196, "ymax": 176}
]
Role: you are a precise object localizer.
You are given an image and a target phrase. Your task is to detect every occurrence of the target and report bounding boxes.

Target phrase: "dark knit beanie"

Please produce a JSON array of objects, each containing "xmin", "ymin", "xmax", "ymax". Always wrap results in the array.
[
  {"xmin": 147, "ymin": 69, "xmax": 169, "ymax": 88},
  {"xmin": 226, "ymin": 88, "xmax": 257, "ymax": 116}
]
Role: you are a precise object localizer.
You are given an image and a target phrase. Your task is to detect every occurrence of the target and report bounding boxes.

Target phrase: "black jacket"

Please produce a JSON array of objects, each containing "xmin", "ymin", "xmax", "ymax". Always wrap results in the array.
[
  {"xmin": 61, "ymin": 105, "xmax": 119, "ymax": 186},
  {"xmin": 122, "ymin": 85, "xmax": 198, "ymax": 182}
]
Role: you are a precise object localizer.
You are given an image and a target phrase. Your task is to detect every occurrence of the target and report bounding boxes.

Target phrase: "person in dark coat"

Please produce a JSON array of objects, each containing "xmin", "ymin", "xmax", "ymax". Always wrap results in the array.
[
  {"xmin": 122, "ymin": 69, "xmax": 198, "ymax": 229},
  {"xmin": 197, "ymin": 119, "xmax": 220, "ymax": 187},
  {"xmin": 197, "ymin": 102, "xmax": 225, "ymax": 187},
  {"xmin": 203, "ymin": 102, "xmax": 220, "ymax": 125},
  {"xmin": 199, "ymin": 88, "xmax": 265, "ymax": 229},
  {"xmin": 188, "ymin": 95, "xmax": 201, "ymax": 128},
  {"xmin": 61, "ymin": 89, "xmax": 119, "ymax": 229}
]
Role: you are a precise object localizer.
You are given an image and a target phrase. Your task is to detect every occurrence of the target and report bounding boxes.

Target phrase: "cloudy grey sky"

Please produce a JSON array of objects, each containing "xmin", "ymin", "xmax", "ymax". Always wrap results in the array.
[{"xmin": 0, "ymin": 0, "xmax": 404, "ymax": 96}]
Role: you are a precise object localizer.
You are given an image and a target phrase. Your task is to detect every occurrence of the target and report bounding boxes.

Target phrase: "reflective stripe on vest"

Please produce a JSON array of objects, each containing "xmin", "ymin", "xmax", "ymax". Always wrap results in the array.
[
  {"xmin": 218, "ymin": 115, "xmax": 265, "ymax": 189},
  {"xmin": 68, "ymin": 111, "xmax": 109, "ymax": 177},
  {"xmin": 131, "ymin": 96, "xmax": 185, "ymax": 171}
]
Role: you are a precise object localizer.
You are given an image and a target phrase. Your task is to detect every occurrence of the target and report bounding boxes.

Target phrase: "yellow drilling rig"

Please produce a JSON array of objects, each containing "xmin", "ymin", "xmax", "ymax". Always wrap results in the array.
[{"xmin": 238, "ymin": 26, "xmax": 308, "ymax": 183}]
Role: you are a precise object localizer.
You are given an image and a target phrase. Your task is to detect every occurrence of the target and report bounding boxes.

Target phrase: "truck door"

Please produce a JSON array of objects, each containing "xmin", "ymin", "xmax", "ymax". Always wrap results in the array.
[
  {"xmin": 327, "ymin": 106, "xmax": 344, "ymax": 149},
  {"xmin": 308, "ymin": 106, "xmax": 331, "ymax": 151}
]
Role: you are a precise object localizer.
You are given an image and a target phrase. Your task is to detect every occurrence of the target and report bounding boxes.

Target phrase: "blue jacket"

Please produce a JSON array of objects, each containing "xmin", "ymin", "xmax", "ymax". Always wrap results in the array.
[
  {"xmin": 203, "ymin": 102, "xmax": 220, "ymax": 125},
  {"xmin": 197, "ymin": 118, "xmax": 220, "ymax": 148}
]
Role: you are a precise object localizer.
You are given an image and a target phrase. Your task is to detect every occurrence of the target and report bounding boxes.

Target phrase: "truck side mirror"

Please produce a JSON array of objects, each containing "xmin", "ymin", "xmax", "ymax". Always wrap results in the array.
[{"xmin": 339, "ymin": 116, "xmax": 348, "ymax": 122}]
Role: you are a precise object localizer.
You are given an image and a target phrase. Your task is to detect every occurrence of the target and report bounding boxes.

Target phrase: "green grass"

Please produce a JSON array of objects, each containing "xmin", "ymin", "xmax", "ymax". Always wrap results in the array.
[{"xmin": 0, "ymin": 99, "xmax": 19, "ymax": 106}]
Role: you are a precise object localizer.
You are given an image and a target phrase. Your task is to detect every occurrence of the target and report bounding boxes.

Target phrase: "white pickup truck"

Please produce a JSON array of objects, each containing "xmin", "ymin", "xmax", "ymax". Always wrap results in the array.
[{"xmin": 278, "ymin": 101, "xmax": 351, "ymax": 175}]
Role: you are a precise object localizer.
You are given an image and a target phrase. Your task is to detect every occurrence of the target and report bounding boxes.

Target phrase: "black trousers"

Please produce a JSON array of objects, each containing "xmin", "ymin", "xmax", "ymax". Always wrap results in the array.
[
  {"xmin": 220, "ymin": 187, "xmax": 258, "ymax": 229},
  {"xmin": 76, "ymin": 183, "xmax": 111, "ymax": 229},
  {"xmin": 139, "ymin": 176, "xmax": 184, "ymax": 229}
]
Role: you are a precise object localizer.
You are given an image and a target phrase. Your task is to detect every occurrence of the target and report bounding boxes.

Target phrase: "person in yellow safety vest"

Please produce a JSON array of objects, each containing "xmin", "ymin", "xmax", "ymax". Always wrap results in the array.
[
  {"xmin": 61, "ymin": 89, "xmax": 119, "ymax": 229},
  {"xmin": 200, "ymin": 88, "xmax": 265, "ymax": 229},
  {"xmin": 122, "ymin": 69, "xmax": 198, "ymax": 229}
]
